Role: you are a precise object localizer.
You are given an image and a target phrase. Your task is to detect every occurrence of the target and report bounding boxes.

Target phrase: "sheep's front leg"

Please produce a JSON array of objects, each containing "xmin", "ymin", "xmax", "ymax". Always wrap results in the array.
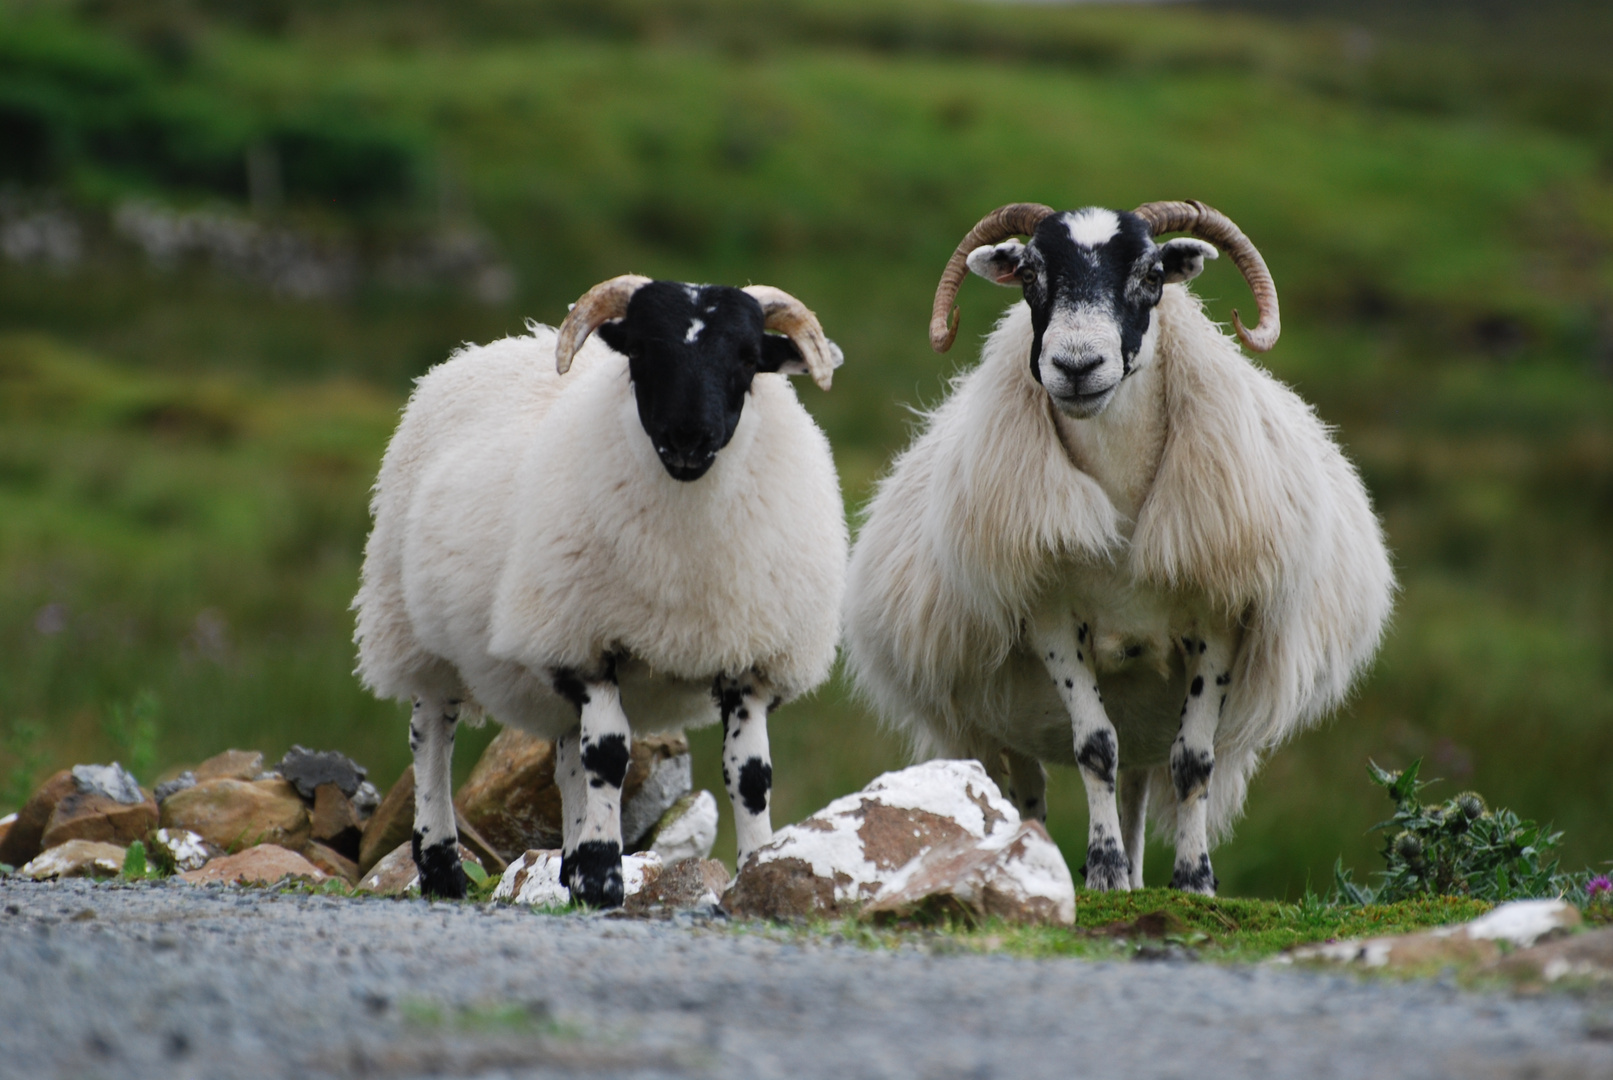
[
  {"xmin": 554, "ymin": 666, "xmax": 631, "ymax": 908},
  {"xmin": 1030, "ymin": 611, "xmax": 1129, "ymax": 892},
  {"xmin": 716, "ymin": 675, "xmax": 776, "ymax": 868},
  {"xmin": 1171, "ymin": 631, "xmax": 1234, "ymax": 895},
  {"xmin": 410, "ymin": 695, "xmax": 466, "ymax": 899}
]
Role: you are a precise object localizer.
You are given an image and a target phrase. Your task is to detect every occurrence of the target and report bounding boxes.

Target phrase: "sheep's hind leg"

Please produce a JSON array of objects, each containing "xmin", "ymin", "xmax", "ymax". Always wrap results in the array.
[
  {"xmin": 1003, "ymin": 748, "xmax": 1047, "ymax": 824},
  {"xmin": 1118, "ymin": 769, "xmax": 1150, "ymax": 890},
  {"xmin": 410, "ymin": 695, "xmax": 467, "ymax": 899},
  {"xmin": 1170, "ymin": 631, "xmax": 1233, "ymax": 895},
  {"xmin": 716, "ymin": 675, "xmax": 776, "ymax": 868},
  {"xmin": 555, "ymin": 665, "xmax": 631, "ymax": 908},
  {"xmin": 1030, "ymin": 610, "xmax": 1129, "ymax": 892}
]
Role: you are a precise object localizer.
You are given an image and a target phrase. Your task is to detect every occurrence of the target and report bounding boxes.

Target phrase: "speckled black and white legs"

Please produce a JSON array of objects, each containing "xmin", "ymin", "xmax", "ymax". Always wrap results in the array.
[
  {"xmin": 409, "ymin": 696, "xmax": 466, "ymax": 899},
  {"xmin": 1031, "ymin": 611, "xmax": 1129, "ymax": 892},
  {"xmin": 717, "ymin": 675, "xmax": 776, "ymax": 868},
  {"xmin": 1118, "ymin": 769, "xmax": 1151, "ymax": 890},
  {"xmin": 1003, "ymin": 748, "xmax": 1048, "ymax": 825},
  {"xmin": 554, "ymin": 668, "xmax": 631, "ymax": 908},
  {"xmin": 1170, "ymin": 632, "xmax": 1232, "ymax": 895}
]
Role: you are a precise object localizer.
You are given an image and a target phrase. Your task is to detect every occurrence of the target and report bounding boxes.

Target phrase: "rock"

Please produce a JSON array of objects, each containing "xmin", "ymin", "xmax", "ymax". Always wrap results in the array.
[
  {"xmin": 724, "ymin": 759, "xmax": 1031, "ymax": 922},
  {"xmin": 358, "ymin": 766, "xmax": 415, "ymax": 875},
  {"xmin": 455, "ymin": 729, "xmax": 691, "ymax": 863},
  {"xmin": 178, "ymin": 844, "xmax": 328, "ymax": 886},
  {"xmin": 453, "ymin": 810, "xmax": 507, "ymax": 875},
  {"xmin": 1486, "ymin": 926, "xmax": 1613, "ymax": 985},
  {"xmin": 1284, "ymin": 899, "xmax": 1584, "ymax": 970},
  {"xmin": 492, "ymin": 849, "xmax": 663, "ymax": 908},
  {"xmin": 20, "ymin": 839, "xmax": 128, "ymax": 880},
  {"xmin": 0, "ymin": 769, "xmax": 77, "ymax": 867},
  {"xmin": 40, "ymin": 785, "xmax": 159, "ymax": 851},
  {"xmin": 71, "ymin": 763, "xmax": 145, "ymax": 805},
  {"xmin": 148, "ymin": 828, "xmax": 216, "ymax": 872},
  {"xmin": 274, "ymin": 746, "xmax": 367, "ymax": 800},
  {"xmin": 863, "ymin": 820, "xmax": 1076, "ymax": 927},
  {"xmin": 626, "ymin": 857, "xmax": 730, "ymax": 915},
  {"xmin": 356, "ymin": 841, "xmax": 483, "ymax": 897},
  {"xmin": 160, "ymin": 777, "xmax": 312, "ymax": 852},
  {"xmin": 641, "ymin": 790, "xmax": 719, "ymax": 864},
  {"xmin": 301, "ymin": 840, "xmax": 359, "ymax": 884},
  {"xmin": 194, "ymin": 749, "xmax": 264, "ymax": 783},
  {"xmin": 310, "ymin": 783, "xmax": 363, "ymax": 860},
  {"xmin": 154, "ymin": 772, "xmax": 197, "ymax": 803},
  {"xmin": 351, "ymin": 780, "xmax": 381, "ymax": 821}
]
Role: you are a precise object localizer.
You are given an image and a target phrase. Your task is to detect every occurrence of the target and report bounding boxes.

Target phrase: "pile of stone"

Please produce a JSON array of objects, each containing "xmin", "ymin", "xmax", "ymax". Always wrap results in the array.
[{"xmin": 0, "ymin": 730, "xmax": 717, "ymax": 898}]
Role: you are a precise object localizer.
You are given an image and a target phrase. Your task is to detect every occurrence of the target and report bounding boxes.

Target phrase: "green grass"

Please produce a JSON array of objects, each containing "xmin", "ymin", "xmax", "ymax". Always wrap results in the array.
[{"xmin": 1, "ymin": 0, "xmax": 1611, "ymax": 899}]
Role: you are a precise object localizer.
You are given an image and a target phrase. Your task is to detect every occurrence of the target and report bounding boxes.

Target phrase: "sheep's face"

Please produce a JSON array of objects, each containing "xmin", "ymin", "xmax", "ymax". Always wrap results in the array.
[
  {"xmin": 967, "ymin": 208, "xmax": 1215, "ymax": 419},
  {"xmin": 596, "ymin": 282, "xmax": 809, "ymax": 482}
]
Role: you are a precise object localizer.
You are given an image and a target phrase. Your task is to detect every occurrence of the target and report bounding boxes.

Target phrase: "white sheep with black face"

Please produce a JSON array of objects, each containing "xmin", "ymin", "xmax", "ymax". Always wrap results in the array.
[
  {"xmin": 845, "ymin": 201, "xmax": 1394, "ymax": 893},
  {"xmin": 354, "ymin": 275, "xmax": 847, "ymax": 906}
]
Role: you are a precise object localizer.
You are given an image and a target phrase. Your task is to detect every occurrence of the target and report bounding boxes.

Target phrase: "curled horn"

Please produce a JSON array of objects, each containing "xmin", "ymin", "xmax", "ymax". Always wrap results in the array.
[
  {"xmin": 743, "ymin": 285, "xmax": 844, "ymax": 391},
  {"xmin": 930, "ymin": 202, "xmax": 1056, "ymax": 353},
  {"xmin": 1133, "ymin": 200, "xmax": 1280, "ymax": 352},
  {"xmin": 555, "ymin": 274, "xmax": 652, "ymax": 374}
]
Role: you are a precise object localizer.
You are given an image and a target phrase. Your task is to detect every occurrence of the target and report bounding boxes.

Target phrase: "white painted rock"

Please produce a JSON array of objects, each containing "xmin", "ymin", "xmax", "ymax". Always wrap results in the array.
[
  {"xmin": 20, "ymin": 839, "xmax": 127, "ymax": 880},
  {"xmin": 1283, "ymin": 898, "xmax": 1583, "ymax": 969},
  {"xmin": 493, "ymin": 849, "xmax": 663, "ymax": 907},
  {"xmin": 724, "ymin": 760, "xmax": 1075, "ymax": 925},
  {"xmin": 644, "ymin": 790, "xmax": 719, "ymax": 864}
]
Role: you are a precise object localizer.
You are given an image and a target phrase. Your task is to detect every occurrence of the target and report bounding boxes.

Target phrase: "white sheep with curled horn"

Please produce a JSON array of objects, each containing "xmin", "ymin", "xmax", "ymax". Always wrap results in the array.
[
  {"xmin": 354, "ymin": 275, "xmax": 847, "ymax": 906},
  {"xmin": 844, "ymin": 201, "xmax": 1393, "ymax": 893}
]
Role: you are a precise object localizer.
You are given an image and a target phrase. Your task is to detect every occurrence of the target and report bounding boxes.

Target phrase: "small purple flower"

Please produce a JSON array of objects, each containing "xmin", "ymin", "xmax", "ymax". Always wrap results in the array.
[{"xmin": 1587, "ymin": 876, "xmax": 1612, "ymax": 900}]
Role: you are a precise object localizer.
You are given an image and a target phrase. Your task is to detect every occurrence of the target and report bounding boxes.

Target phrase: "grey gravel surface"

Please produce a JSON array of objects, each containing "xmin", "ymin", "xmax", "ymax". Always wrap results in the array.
[{"xmin": 2, "ymin": 878, "xmax": 1611, "ymax": 1080}]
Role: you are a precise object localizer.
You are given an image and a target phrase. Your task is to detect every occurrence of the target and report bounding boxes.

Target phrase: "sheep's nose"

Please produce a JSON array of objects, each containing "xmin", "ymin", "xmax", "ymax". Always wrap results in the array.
[
  {"xmin": 1051, "ymin": 354, "xmax": 1103, "ymax": 381},
  {"xmin": 666, "ymin": 427, "xmax": 704, "ymax": 454}
]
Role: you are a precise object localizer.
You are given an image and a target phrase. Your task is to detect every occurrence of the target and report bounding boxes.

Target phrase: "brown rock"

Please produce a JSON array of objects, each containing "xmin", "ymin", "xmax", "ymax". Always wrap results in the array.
[
  {"xmin": 1486, "ymin": 927, "xmax": 1613, "ymax": 985},
  {"xmin": 0, "ymin": 770, "xmax": 77, "ymax": 867},
  {"xmin": 20, "ymin": 839, "xmax": 128, "ymax": 880},
  {"xmin": 160, "ymin": 777, "xmax": 311, "ymax": 852},
  {"xmin": 452, "ymin": 810, "xmax": 507, "ymax": 875},
  {"xmin": 358, "ymin": 766, "xmax": 415, "ymax": 875},
  {"xmin": 301, "ymin": 840, "xmax": 359, "ymax": 884},
  {"xmin": 863, "ymin": 821, "xmax": 1077, "ymax": 927},
  {"xmin": 455, "ymin": 729, "xmax": 690, "ymax": 863},
  {"xmin": 357, "ymin": 840, "xmax": 482, "ymax": 897},
  {"xmin": 724, "ymin": 856, "xmax": 847, "ymax": 921},
  {"xmin": 310, "ymin": 783, "xmax": 363, "ymax": 860},
  {"xmin": 194, "ymin": 749, "xmax": 265, "ymax": 782},
  {"xmin": 41, "ymin": 790, "xmax": 159, "ymax": 851},
  {"xmin": 626, "ymin": 858, "xmax": 730, "ymax": 915},
  {"xmin": 179, "ymin": 844, "xmax": 327, "ymax": 886}
]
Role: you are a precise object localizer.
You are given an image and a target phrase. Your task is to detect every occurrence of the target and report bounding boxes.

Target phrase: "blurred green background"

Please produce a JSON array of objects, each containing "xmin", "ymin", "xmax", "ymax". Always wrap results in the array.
[{"xmin": 2, "ymin": 0, "xmax": 1610, "ymax": 897}]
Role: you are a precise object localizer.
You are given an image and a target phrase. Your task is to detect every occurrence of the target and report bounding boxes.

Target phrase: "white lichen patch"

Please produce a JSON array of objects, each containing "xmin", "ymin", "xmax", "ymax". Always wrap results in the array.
[
  {"xmin": 494, "ymin": 849, "xmax": 664, "ymax": 907},
  {"xmin": 151, "ymin": 828, "xmax": 212, "ymax": 872},
  {"xmin": 647, "ymin": 790, "xmax": 718, "ymax": 864}
]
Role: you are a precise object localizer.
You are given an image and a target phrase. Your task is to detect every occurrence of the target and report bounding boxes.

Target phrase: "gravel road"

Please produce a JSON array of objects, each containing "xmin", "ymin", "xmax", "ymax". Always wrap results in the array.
[{"xmin": 2, "ymin": 878, "xmax": 1611, "ymax": 1080}]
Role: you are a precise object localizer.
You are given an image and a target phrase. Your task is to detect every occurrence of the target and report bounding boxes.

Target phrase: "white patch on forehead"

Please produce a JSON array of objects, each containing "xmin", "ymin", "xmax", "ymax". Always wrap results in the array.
[
  {"xmin": 1064, "ymin": 208, "xmax": 1121, "ymax": 248},
  {"xmin": 684, "ymin": 318, "xmax": 705, "ymax": 343}
]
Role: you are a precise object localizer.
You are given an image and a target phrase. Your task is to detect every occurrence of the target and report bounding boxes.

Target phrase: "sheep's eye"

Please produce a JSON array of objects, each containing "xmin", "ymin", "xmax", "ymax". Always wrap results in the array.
[
  {"xmin": 1018, "ymin": 266, "xmax": 1036, "ymax": 284},
  {"xmin": 1145, "ymin": 266, "xmax": 1164, "ymax": 286}
]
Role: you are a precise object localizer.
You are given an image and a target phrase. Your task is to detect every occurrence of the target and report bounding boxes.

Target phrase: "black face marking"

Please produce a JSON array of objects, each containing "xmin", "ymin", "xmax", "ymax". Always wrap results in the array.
[
  {"xmin": 412, "ymin": 830, "xmax": 467, "ymax": 899},
  {"xmin": 581, "ymin": 733, "xmax": 630, "ymax": 789},
  {"xmin": 1171, "ymin": 852, "xmax": 1218, "ymax": 894},
  {"xmin": 562, "ymin": 840, "xmax": 624, "ymax": 908},
  {"xmin": 1075, "ymin": 730, "xmax": 1117, "ymax": 788},
  {"xmin": 594, "ymin": 283, "xmax": 803, "ymax": 483},
  {"xmin": 1171, "ymin": 747, "xmax": 1215, "ymax": 802},
  {"xmin": 737, "ymin": 756, "xmax": 772, "ymax": 815},
  {"xmin": 1190, "ymin": 676, "xmax": 1204, "ymax": 697}
]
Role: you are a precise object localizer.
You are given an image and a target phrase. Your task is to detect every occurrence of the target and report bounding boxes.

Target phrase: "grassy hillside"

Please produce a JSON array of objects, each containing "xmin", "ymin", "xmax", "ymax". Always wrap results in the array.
[{"xmin": 2, "ymin": 0, "xmax": 1610, "ymax": 897}]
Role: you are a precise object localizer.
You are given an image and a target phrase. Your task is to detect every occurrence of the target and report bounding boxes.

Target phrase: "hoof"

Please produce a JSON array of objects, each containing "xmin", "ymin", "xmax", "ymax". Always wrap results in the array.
[
  {"xmin": 562, "ymin": 840, "xmax": 624, "ymax": 909},
  {"xmin": 1170, "ymin": 853, "xmax": 1218, "ymax": 895},
  {"xmin": 413, "ymin": 833, "xmax": 468, "ymax": 900},
  {"xmin": 1082, "ymin": 838, "xmax": 1132, "ymax": 893}
]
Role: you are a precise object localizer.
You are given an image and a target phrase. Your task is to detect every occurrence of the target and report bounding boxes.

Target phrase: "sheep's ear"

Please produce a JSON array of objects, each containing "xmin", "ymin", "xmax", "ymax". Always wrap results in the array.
[
  {"xmin": 759, "ymin": 333, "xmax": 809, "ymax": 375},
  {"xmin": 966, "ymin": 241, "xmax": 1027, "ymax": 287},
  {"xmin": 1160, "ymin": 238, "xmax": 1218, "ymax": 284}
]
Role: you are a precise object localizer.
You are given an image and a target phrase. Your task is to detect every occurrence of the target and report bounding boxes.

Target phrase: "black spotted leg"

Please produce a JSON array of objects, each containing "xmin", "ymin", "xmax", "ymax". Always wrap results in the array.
[
  {"xmin": 1171, "ymin": 631, "xmax": 1233, "ymax": 894},
  {"xmin": 409, "ymin": 695, "xmax": 467, "ymax": 899},
  {"xmin": 1030, "ymin": 610, "xmax": 1130, "ymax": 891},
  {"xmin": 1117, "ymin": 769, "xmax": 1151, "ymax": 889},
  {"xmin": 554, "ymin": 665, "xmax": 631, "ymax": 908},
  {"xmin": 716, "ymin": 674, "xmax": 776, "ymax": 868}
]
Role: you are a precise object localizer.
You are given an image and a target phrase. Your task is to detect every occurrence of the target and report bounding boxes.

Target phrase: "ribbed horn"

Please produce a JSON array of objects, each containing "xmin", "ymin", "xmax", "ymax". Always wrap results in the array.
[
  {"xmin": 555, "ymin": 274, "xmax": 652, "ymax": 374},
  {"xmin": 930, "ymin": 202, "xmax": 1056, "ymax": 353},
  {"xmin": 1133, "ymin": 200, "xmax": 1280, "ymax": 352},
  {"xmin": 743, "ymin": 285, "xmax": 844, "ymax": 391}
]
